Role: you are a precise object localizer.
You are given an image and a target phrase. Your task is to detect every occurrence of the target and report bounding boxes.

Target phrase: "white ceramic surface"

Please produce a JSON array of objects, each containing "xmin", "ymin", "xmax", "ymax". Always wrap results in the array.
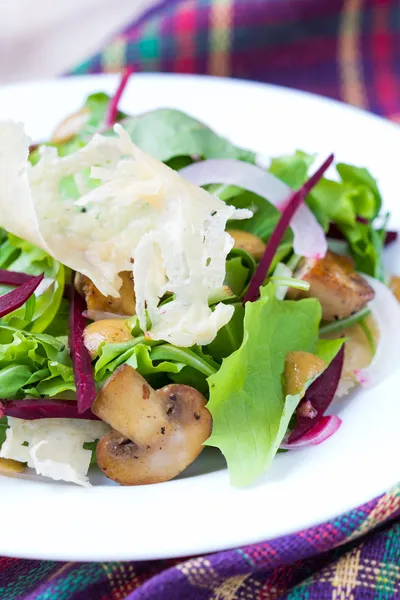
[{"xmin": 0, "ymin": 74, "xmax": 399, "ymax": 561}]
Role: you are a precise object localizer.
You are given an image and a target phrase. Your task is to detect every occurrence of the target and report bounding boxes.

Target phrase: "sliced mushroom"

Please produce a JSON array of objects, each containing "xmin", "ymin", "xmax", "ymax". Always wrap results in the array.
[
  {"xmin": 51, "ymin": 108, "xmax": 90, "ymax": 145},
  {"xmin": 287, "ymin": 251, "xmax": 375, "ymax": 321},
  {"xmin": 389, "ymin": 275, "xmax": 400, "ymax": 302},
  {"xmin": 227, "ymin": 229, "xmax": 266, "ymax": 260},
  {"xmin": 75, "ymin": 271, "xmax": 136, "ymax": 316},
  {"xmin": 0, "ymin": 458, "xmax": 25, "ymax": 475},
  {"xmin": 284, "ymin": 351, "xmax": 326, "ymax": 397},
  {"xmin": 323, "ymin": 314, "xmax": 379, "ymax": 397},
  {"xmin": 84, "ymin": 319, "xmax": 132, "ymax": 359},
  {"xmin": 93, "ymin": 365, "xmax": 212, "ymax": 485}
]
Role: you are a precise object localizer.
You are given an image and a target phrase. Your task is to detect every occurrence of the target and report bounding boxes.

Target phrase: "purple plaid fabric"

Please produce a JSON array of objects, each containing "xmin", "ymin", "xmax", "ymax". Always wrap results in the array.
[
  {"xmin": 71, "ymin": 0, "xmax": 400, "ymax": 121},
  {"xmin": 0, "ymin": 485, "xmax": 398, "ymax": 598}
]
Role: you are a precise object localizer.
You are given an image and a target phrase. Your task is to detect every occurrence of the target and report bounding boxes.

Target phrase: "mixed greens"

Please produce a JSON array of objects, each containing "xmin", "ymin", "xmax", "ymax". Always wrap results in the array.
[{"xmin": 0, "ymin": 72, "xmax": 398, "ymax": 488}]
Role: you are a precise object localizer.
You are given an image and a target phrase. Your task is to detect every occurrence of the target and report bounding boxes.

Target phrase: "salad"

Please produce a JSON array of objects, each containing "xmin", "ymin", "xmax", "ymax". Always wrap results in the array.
[{"xmin": 0, "ymin": 71, "xmax": 399, "ymax": 488}]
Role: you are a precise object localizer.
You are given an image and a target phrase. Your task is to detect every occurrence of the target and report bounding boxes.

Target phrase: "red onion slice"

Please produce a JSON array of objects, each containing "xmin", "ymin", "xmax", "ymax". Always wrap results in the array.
[
  {"xmin": 179, "ymin": 159, "xmax": 327, "ymax": 259},
  {"xmin": 281, "ymin": 415, "xmax": 342, "ymax": 449}
]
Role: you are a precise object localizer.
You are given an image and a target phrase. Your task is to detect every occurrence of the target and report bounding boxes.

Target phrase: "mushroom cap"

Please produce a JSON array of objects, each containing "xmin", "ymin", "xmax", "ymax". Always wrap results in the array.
[
  {"xmin": 93, "ymin": 365, "xmax": 212, "ymax": 485},
  {"xmin": 75, "ymin": 271, "xmax": 136, "ymax": 316}
]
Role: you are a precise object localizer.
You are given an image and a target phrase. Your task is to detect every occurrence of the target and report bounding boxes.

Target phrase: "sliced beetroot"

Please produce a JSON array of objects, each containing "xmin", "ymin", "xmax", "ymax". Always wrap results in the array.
[
  {"xmin": 0, "ymin": 269, "xmax": 35, "ymax": 286},
  {"xmin": 244, "ymin": 154, "xmax": 334, "ymax": 303},
  {"xmin": 0, "ymin": 399, "xmax": 99, "ymax": 421},
  {"xmin": 385, "ymin": 230, "xmax": 398, "ymax": 246},
  {"xmin": 105, "ymin": 66, "xmax": 135, "ymax": 128},
  {"xmin": 68, "ymin": 279, "xmax": 97, "ymax": 414},
  {"xmin": 0, "ymin": 270, "xmax": 71, "ymax": 299},
  {"xmin": 0, "ymin": 273, "xmax": 44, "ymax": 318},
  {"xmin": 288, "ymin": 345, "xmax": 344, "ymax": 443}
]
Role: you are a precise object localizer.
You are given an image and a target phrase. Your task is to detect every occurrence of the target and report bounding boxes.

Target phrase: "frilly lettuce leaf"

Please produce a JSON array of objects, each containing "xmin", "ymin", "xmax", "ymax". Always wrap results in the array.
[
  {"xmin": 0, "ymin": 326, "xmax": 75, "ymax": 399},
  {"xmin": 269, "ymin": 150, "xmax": 315, "ymax": 189},
  {"xmin": 205, "ymin": 284, "xmax": 344, "ymax": 487},
  {"xmin": 269, "ymin": 151, "xmax": 386, "ymax": 279}
]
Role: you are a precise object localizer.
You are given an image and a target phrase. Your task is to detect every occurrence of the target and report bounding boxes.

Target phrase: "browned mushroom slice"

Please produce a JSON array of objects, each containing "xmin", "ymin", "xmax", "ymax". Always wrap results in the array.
[
  {"xmin": 227, "ymin": 229, "xmax": 266, "ymax": 260},
  {"xmin": 284, "ymin": 351, "xmax": 326, "ymax": 397},
  {"xmin": 323, "ymin": 313, "xmax": 379, "ymax": 397},
  {"xmin": 287, "ymin": 251, "xmax": 375, "ymax": 321},
  {"xmin": 0, "ymin": 458, "xmax": 25, "ymax": 475},
  {"xmin": 389, "ymin": 275, "xmax": 400, "ymax": 302},
  {"xmin": 83, "ymin": 319, "xmax": 132, "ymax": 359},
  {"xmin": 51, "ymin": 108, "xmax": 90, "ymax": 145},
  {"xmin": 93, "ymin": 365, "xmax": 212, "ymax": 485},
  {"xmin": 75, "ymin": 271, "xmax": 136, "ymax": 316}
]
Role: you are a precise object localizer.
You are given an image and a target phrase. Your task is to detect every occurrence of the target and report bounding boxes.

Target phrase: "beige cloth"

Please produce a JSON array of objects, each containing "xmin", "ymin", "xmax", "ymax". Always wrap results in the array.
[{"xmin": 0, "ymin": 0, "xmax": 159, "ymax": 83}]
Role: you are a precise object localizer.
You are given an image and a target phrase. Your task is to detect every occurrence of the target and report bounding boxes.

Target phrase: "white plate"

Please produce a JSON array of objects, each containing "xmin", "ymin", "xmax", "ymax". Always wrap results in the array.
[{"xmin": 0, "ymin": 74, "xmax": 399, "ymax": 562}]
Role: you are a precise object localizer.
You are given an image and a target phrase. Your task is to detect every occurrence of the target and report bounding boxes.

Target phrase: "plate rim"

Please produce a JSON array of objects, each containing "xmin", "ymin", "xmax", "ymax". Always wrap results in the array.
[{"xmin": 0, "ymin": 72, "xmax": 399, "ymax": 561}]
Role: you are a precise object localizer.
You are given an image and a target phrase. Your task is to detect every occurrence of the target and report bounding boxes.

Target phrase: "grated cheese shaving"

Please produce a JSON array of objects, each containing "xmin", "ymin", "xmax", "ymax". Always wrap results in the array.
[
  {"xmin": 0, "ymin": 417, "xmax": 109, "ymax": 486},
  {"xmin": 0, "ymin": 121, "xmax": 251, "ymax": 346}
]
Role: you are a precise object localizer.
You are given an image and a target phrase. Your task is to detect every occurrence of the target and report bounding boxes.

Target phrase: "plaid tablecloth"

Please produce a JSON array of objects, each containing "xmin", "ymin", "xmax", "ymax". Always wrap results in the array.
[{"xmin": 4, "ymin": 1, "xmax": 400, "ymax": 599}]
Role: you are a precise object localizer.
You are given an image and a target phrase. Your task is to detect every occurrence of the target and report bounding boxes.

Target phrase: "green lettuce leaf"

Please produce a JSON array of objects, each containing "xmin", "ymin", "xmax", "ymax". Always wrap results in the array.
[
  {"xmin": 119, "ymin": 109, "xmax": 255, "ymax": 164},
  {"xmin": 0, "ymin": 235, "xmax": 65, "ymax": 333},
  {"xmin": 0, "ymin": 326, "xmax": 74, "ymax": 399},
  {"xmin": 268, "ymin": 151, "xmax": 387, "ymax": 278},
  {"xmin": 206, "ymin": 303, "xmax": 245, "ymax": 362},
  {"xmin": 224, "ymin": 257, "xmax": 249, "ymax": 297},
  {"xmin": 205, "ymin": 284, "xmax": 343, "ymax": 487},
  {"xmin": 269, "ymin": 150, "xmax": 315, "ymax": 189},
  {"xmin": 94, "ymin": 336, "xmax": 218, "ymax": 393},
  {"xmin": 38, "ymin": 95, "xmax": 254, "ymax": 165},
  {"xmin": 30, "ymin": 92, "xmax": 128, "ymax": 161}
]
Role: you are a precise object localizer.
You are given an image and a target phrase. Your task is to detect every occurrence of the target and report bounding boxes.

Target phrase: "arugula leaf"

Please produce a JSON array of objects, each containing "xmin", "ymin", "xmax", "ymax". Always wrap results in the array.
[
  {"xmin": 44, "ymin": 298, "xmax": 70, "ymax": 337},
  {"xmin": 120, "ymin": 109, "xmax": 255, "ymax": 164},
  {"xmin": 225, "ymin": 258, "xmax": 249, "ymax": 297},
  {"xmin": 95, "ymin": 336, "xmax": 218, "ymax": 387},
  {"xmin": 205, "ymin": 284, "xmax": 343, "ymax": 486},
  {"xmin": 341, "ymin": 218, "xmax": 387, "ymax": 280},
  {"xmin": 206, "ymin": 303, "xmax": 245, "ymax": 362}
]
